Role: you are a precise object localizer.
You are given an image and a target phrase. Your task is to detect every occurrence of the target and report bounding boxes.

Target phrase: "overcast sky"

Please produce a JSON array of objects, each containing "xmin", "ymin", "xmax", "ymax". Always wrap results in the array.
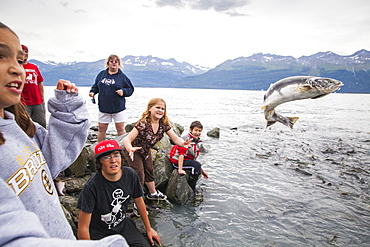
[{"xmin": 1, "ymin": 0, "xmax": 370, "ymax": 68}]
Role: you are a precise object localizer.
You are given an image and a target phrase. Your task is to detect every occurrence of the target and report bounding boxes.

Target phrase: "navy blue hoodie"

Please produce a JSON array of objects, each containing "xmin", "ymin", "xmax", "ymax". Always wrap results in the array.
[{"xmin": 90, "ymin": 69, "xmax": 134, "ymax": 113}]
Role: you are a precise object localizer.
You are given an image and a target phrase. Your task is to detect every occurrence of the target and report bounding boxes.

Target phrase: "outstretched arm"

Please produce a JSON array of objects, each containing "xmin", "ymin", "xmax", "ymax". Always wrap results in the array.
[
  {"xmin": 36, "ymin": 79, "xmax": 90, "ymax": 178},
  {"xmin": 123, "ymin": 128, "xmax": 142, "ymax": 161},
  {"xmin": 166, "ymin": 129, "xmax": 192, "ymax": 148}
]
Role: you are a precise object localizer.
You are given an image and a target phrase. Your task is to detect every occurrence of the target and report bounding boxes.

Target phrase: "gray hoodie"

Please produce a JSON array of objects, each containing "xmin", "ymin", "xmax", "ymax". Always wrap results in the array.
[{"xmin": 0, "ymin": 90, "xmax": 128, "ymax": 246}]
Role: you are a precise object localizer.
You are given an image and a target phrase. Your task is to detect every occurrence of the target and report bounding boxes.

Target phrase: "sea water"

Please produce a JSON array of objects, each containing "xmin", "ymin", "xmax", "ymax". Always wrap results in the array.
[{"xmin": 45, "ymin": 87, "xmax": 370, "ymax": 246}]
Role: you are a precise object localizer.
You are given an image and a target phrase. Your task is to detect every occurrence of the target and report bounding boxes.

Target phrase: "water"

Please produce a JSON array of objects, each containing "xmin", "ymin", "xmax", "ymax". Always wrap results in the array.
[{"xmin": 45, "ymin": 87, "xmax": 370, "ymax": 246}]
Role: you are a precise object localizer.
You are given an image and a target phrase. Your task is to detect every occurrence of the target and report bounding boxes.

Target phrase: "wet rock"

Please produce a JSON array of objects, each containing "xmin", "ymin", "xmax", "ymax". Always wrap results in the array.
[
  {"xmin": 166, "ymin": 170, "xmax": 194, "ymax": 204},
  {"xmin": 153, "ymin": 153, "xmax": 173, "ymax": 191},
  {"xmin": 207, "ymin": 127, "xmax": 220, "ymax": 138}
]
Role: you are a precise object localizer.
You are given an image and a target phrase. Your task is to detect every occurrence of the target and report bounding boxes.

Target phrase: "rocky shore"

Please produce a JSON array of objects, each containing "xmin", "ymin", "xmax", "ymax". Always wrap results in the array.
[{"xmin": 57, "ymin": 123, "xmax": 219, "ymax": 237}]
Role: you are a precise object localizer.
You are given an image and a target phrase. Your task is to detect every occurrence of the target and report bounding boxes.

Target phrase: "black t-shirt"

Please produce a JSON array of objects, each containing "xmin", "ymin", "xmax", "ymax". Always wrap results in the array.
[{"xmin": 77, "ymin": 167, "xmax": 143, "ymax": 239}]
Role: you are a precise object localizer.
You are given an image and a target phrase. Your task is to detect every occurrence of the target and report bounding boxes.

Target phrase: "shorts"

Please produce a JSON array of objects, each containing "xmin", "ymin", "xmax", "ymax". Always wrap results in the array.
[{"xmin": 98, "ymin": 111, "xmax": 128, "ymax": 124}]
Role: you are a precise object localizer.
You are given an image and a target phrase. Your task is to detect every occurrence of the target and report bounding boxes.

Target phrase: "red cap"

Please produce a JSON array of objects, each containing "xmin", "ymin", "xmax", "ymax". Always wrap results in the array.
[
  {"xmin": 21, "ymin": 44, "xmax": 28, "ymax": 51},
  {"xmin": 94, "ymin": 140, "xmax": 122, "ymax": 158}
]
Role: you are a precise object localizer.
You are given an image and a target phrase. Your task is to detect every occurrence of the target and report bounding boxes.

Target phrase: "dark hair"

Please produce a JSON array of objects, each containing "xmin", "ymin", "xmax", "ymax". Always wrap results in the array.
[
  {"xmin": 0, "ymin": 22, "xmax": 18, "ymax": 37},
  {"xmin": 0, "ymin": 104, "xmax": 36, "ymax": 145},
  {"xmin": 95, "ymin": 150, "xmax": 123, "ymax": 172},
  {"xmin": 190, "ymin": 120, "xmax": 203, "ymax": 130},
  {"xmin": 0, "ymin": 22, "xmax": 36, "ymax": 145}
]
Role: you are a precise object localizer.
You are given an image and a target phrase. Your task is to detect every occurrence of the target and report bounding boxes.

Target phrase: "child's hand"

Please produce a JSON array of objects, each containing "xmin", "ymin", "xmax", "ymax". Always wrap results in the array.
[
  {"xmin": 56, "ymin": 79, "xmax": 78, "ymax": 93},
  {"xmin": 183, "ymin": 138, "xmax": 193, "ymax": 148},
  {"xmin": 178, "ymin": 169, "xmax": 186, "ymax": 176},
  {"xmin": 128, "ymin": 147, "xmax": 142, "ymax": 161}
]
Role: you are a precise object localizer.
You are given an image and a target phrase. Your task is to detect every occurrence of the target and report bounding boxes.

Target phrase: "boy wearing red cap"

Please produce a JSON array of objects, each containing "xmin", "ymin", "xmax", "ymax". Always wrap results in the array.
[
  {"xmin": 20, "ymin": 44, "xmax": 46, "ymax": 128},
  {"xmin": 77, "ymin": 140, "xmax": 161, "ymax": 247}
]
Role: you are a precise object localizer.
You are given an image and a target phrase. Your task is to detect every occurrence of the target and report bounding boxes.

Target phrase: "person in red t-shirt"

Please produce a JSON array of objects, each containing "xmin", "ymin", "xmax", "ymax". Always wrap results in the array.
[{"xmin": 21, "ymin": 44, "xmax": 46, "ymax": 128}]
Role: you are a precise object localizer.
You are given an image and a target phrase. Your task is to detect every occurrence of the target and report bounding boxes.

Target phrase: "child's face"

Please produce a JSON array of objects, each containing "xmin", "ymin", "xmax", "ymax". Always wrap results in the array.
[
  {"xmin": 149, "ymin": 101, "xmax": 166, "ymax": 121},
  {"xmin": 190, "ymin": 126, "xmax": 202, "ymax": 139},
  {"xmin": 0, "ymin": 28, "xmax": 25, "ymax": 111}
]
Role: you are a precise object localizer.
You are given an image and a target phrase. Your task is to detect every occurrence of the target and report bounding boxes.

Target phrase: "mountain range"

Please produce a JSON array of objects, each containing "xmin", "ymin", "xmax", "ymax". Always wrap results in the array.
[{"xmin": 31, "ymin": 50, "xmax": 370, "ymax": 93}]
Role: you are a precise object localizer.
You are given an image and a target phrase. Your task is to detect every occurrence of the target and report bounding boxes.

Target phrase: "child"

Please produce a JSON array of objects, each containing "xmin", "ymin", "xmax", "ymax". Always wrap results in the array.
[
  {"xmin": 89, "ymin": 54, "xmax": 134, "ymax": 142},
  {"xmin": 77, "ymin": 140, "xmax": 161, "ymax": 246},
  {"xmin": 123, "ymin": 98, "xmax": 192, "ymax": 200},
  {"xmin": 169, "ymin": 121, "xmax": 209, "ymax": 190},
  {"xmin": 0, "ymin": 22, "xmax": 128, "ymax": 246}
]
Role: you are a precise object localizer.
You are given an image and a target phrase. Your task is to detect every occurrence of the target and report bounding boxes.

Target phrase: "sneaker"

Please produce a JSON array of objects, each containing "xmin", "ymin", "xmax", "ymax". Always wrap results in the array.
[
  {"xmin": 133, "ymin": 203, "xmax": 140, "ymax": 217},
  {"xmin": 146, "ymin": 190, "xmax": 167, "ymax": 201}
]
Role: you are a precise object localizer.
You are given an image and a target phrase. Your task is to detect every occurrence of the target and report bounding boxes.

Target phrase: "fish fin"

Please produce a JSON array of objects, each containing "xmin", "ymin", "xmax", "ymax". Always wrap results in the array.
[
  {"xmin": 300, "ymin": 84, "xmax": 313, "ymax": 93},
  {"xmin": 288, "ymin": 117, "xmax": 299, "ymax": 128},
  {"xmin": 266, "ymin": 121, "xmax": 276, "ymax": 127},
  {"xmin": 311, "ymin": 94, "xmax": 328, "ymax": 99}
]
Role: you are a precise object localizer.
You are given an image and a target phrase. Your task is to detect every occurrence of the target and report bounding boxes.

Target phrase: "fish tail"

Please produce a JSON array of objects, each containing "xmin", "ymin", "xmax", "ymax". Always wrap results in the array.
[
  {"xmin": 289, "ymin": 117, "xmax": 299, "ymax": 126},
  {"xmin": 266, "ymin": 121, "xmax": 276, "ymax": 127},
  {"xmin": 284, "ymin": 117, "xmax": 299, "ymax": 129},
  {"xmin": 267, "ymin": 111, "xmax": 299, "ymax": 129}
]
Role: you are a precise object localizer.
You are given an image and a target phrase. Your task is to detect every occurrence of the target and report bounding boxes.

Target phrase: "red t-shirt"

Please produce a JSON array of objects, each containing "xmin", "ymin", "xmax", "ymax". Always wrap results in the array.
[{"xmin": 21, "ymin": 63, "xmax": 44, "ymax": 105}]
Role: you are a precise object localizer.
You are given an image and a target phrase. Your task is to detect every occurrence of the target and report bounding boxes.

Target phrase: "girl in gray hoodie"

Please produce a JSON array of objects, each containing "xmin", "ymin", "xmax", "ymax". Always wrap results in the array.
[{"xmin": 0, "ymin": 22, "xmax": 128, "ymax": 247}]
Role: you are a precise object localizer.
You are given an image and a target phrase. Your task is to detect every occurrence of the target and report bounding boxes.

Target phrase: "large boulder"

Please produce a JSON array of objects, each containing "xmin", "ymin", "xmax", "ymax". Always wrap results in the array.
[
  {"xmin": 153, "ymin": 153, "xmax": 173, "ymax": 191},
  {"xmin": 166, "ymin": 170, "xmax": 194, "ymax": 204}
]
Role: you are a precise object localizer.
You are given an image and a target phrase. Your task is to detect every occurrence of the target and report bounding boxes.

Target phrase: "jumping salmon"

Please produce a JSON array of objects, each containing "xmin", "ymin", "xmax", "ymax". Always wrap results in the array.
[{"xmin": 262, "ymin": 76, "xmax": 343, "ymax": 129}]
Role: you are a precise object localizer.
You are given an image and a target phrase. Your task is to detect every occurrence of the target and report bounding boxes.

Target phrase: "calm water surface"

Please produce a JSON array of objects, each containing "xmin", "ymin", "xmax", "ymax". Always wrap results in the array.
[{"xmin": 46, "ymin": 87, "xmax": 370, "ymax": 246}]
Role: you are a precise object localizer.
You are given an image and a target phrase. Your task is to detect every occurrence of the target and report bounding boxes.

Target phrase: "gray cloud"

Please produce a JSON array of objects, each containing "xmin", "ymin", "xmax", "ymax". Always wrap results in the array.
[
  {"xmin": 74, "ymin": 9, "xmax": 87, "ymax": 14},
  {"xmin": 59, "ymin": 1, "xmax": 69, "ymax": 7},
  {"xmin": 155, "ymin": 0, "xmax": 250, "ymax": 15}
]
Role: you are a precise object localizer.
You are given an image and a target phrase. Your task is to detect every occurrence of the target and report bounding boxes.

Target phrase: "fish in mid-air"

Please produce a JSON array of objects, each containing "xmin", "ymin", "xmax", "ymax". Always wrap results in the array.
[{"xmin": 261, "ymin": 76, "xmax": 343, "ymax": 129}]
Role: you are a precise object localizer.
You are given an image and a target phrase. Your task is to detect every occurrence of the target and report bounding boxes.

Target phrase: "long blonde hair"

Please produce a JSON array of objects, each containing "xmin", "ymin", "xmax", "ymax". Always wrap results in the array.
[{"xmin": 140, "ymin": 98, "xmax": 170, "ymax": 125}]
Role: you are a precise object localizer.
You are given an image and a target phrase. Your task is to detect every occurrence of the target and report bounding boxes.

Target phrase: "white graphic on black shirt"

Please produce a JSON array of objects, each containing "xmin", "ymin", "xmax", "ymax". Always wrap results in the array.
[{"xmin": 100, "ymin": 188, "xmax": 129, "ymax": 229}]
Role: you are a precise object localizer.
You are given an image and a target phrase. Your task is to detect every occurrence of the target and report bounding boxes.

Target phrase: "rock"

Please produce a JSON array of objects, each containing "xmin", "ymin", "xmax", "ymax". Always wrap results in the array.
[
  {"xmin": 68, "ymin": 146, "xmax": 91, "ymax": 177},
  {"xmin": 59, "ymin": 195, "xmax": 80, "ymax": 224},
  {"xmin": 64, "ymin": 176, "xmax": 90, "ymax": 193},
  {"xmin": 166, "ymin": 170, "xmax": 194, "ymax": 204},
  {"xmin": 60, "ymin": 203, "xmax": 78, "ymax": 237},
  {"xmin": 171, "ymin": 122, "xmax": 184, "ymax": 136},
  {"xmin": 153, "ymin": 154, "xmax": 173, "ymax": 191},
  {"xmin": 207, "ymin": 127, "xmax": 220, "ymax": 138},
  {"xmin": 153, "ymin": 134, "xmax": 172, "ymax": 151}
]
